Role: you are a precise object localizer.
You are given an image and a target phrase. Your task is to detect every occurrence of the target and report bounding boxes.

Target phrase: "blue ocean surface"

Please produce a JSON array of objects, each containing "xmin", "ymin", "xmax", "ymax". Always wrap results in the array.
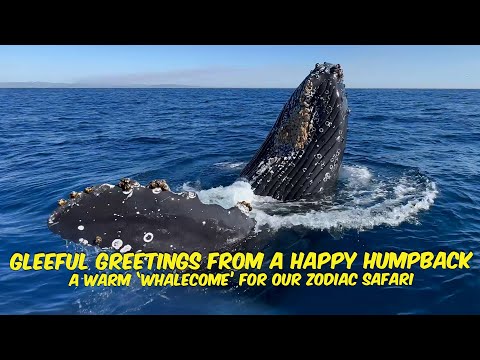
[{"xmin": 1, "ymin": 88, "xmax": 479, "ymax": 314}]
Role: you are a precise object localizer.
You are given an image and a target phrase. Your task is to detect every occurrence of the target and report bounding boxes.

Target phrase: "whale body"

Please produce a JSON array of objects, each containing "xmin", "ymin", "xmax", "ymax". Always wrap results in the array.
[{"xmin": 47, "ymin": 62, "xmax": 349, "ymax": 253}]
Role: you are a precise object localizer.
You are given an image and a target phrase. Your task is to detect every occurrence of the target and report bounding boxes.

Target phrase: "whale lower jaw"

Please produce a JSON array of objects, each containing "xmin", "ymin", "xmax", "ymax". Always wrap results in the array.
[{"xmin": 240, "ymin": 62, "xmax": 349, "ymax": 201}]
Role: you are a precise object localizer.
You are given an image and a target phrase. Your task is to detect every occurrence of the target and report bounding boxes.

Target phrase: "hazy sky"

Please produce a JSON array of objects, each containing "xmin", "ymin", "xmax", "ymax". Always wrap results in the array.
[{"xmin": 1, "ymin": 45, "xmax": 479, "ymax": 88}]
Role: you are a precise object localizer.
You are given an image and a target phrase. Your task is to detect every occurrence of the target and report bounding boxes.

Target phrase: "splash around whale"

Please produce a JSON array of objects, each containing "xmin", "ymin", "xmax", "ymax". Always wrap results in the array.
[{"xmin": 47, "ymin": 62, "xmax": 350, "ymax": 253}]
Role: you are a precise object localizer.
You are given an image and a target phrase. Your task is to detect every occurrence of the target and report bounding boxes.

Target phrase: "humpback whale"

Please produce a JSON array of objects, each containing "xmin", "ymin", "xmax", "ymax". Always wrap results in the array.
[{"xmin": 47, "ymin": 62, "xmax": 349, "ymax": 253}]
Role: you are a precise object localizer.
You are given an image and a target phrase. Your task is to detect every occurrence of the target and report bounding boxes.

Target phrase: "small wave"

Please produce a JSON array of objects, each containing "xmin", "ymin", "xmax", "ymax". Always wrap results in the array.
[
  {"xmin": 128, "ymin": 136, "xmax": 171, "ymax": 145},
  {"xmin": 340, "ymin": 165, "xmax": 373, "ymax": 187},
  {"xmin": 186, "ymin": 164, "xmax": 438, "ymax": 233},
  {"xmin": 213, "ymin": 161, "xmax": 246, "ymax": 169}
]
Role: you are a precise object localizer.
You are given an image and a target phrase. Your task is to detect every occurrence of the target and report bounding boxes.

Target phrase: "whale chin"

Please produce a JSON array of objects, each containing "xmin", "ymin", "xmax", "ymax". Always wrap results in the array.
[{"xmin": 240, "ymin": 62, "xmax": 349, "ymax": 202}]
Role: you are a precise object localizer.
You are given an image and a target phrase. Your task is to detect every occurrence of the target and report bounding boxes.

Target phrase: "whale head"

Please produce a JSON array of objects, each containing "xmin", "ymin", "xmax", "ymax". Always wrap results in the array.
[{"xmin": 240, "ymin": 62, "xmax": 350, "ymax": 201}]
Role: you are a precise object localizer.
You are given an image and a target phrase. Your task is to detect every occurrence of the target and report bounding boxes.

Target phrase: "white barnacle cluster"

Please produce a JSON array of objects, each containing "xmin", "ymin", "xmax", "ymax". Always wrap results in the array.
[
  {"xmin": 143, "ymin": 232, "xmax": 154, "ymax": 243},
  {"xmin": 111, "ymin": 238, "xmax": 123, "ymax": 249},
  {"xmin": 323, "ymin": 172, "xmax": 331, "ymax": 182},
  {"xmin": 180, "ymin": 191, "xmax": 197, "ymax": 199},
  {"xmin": 120, "ymin": 244, "xmax": 132, "ymax": 253},
  {"xmin": 110, "ymin": 238, "xmax": 133, "ymax": 253},
  {"xmin": 324, "ymin": 149, "xmax": 342, "ymax": 179},
  {"xmin": 275, "ymin": 149, "xmax": 299, "ymax": 180},
  {"xmin": 236, "ymin": 203, "xmax": 250, "ymax": 215},
  {"xmin": 252, "ymin": 156, "xmax": 280, "ymax": 181},
  {"xmin": 48, "ymin": 213, "xmax": 57, "ymax": 225}
]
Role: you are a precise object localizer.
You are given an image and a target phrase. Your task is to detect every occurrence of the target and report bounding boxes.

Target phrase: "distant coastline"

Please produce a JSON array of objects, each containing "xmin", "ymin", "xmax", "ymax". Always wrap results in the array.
[
  {"xmin": 0, "ymin": 82, "xmax": 199, "ymax": 89},
  {"xmin": 0, "ymin": 82, "xmax": 479, "ymax": 90}
]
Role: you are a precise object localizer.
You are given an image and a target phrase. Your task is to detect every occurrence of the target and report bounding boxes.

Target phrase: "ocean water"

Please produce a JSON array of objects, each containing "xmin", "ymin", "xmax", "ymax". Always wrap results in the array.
[{"xmin": 1, "ymin": 88, "xmax": 479, "ymax": 315}]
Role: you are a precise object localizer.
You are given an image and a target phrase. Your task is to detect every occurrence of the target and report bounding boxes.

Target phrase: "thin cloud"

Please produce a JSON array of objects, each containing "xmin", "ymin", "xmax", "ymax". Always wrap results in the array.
[{"xmin": 74, "ymin": 65, "xmax": 309, "ymax": 88}]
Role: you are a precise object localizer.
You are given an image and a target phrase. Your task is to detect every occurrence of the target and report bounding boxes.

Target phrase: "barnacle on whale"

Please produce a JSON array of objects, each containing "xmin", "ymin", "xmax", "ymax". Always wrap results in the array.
[
  {"xmin": 69, "ymin": 191, "xmax": 80, "ymax": 199},
  {"xmin": 57, "ymin": 199, "xmax": 68, "ymax": 206},
  {"xmin": 117, "ymin": 178, "xmax": 139, "ymax": 192},
  {"xmin": 147, "ymin": 179, "xmax": 170, "ymax": 191}
]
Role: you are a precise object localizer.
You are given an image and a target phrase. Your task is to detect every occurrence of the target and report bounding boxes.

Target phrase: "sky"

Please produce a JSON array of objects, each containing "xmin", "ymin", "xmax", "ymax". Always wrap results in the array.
[{"xmin": 0, "ymin": 45, "xmax": 479, "ymax": 88}]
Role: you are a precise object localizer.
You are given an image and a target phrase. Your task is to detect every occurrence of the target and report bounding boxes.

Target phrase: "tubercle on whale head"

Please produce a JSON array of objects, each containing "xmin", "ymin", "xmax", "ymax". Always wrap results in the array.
[{"xmin": 315, "ymin": 63, "xmax": 343, "ymax": 80}]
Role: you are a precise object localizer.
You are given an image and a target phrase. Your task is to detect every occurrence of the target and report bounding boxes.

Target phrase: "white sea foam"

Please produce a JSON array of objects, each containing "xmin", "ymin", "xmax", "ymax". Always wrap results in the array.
[
  {"xmin": 340, "ymin": 165, "xmax": 373, "ymax": 187},
  {"xmin": 213, "ymin": 161, "xmax": 246, "ymax": 169},
  {"xmin": 183, "ymin": 165, "xmax": 438, "ymax": 233},
  {"xmin": 183, "ymin": 180, "xmax": 258, "ymax": 209},
  {"xmin": 252, "ymin": 180, "xmax": 437, "ymax": 231}
]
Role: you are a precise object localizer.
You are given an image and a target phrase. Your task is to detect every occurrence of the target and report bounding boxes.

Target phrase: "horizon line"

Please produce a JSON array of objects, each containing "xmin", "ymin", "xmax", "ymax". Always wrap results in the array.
[{"xmin": 0, "ymin": 85, "xmax": 479, "ymax": 90}]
